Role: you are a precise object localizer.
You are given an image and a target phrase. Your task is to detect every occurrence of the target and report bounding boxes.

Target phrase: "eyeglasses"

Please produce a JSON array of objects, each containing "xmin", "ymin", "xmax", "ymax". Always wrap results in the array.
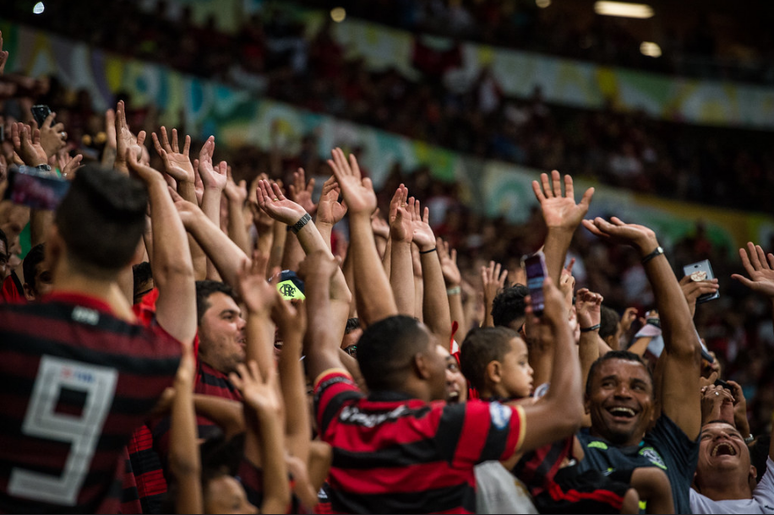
[{"xmin": 344, "ymin": 345, "xmax": 357, "ymax": 356}]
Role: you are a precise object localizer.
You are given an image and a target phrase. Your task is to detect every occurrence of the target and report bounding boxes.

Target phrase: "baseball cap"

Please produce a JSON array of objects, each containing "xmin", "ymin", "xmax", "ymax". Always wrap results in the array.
[{"xmin": 273, "ymin": 270, "xmax": 305, "ymax": 300}]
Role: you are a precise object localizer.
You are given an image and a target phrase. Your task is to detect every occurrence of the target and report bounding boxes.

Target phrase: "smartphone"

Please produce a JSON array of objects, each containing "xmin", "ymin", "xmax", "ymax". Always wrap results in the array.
[
  {"xmin": 3, "ymin": 166, "xmax": 70, "ymax": 210},
  {"xmin": 714, "ymin": 379, "xmax": 730, "ymax": 391},
  {"xmin": 683, "ymin": 259, "xmax": 719, "ymax": 304},
  {"xmin": 31, "ymin": 105, "xmax": 52, "ymax": 127},
  {"xmin": 523, "ymin": 251, "xmax": 548, "ymax": 316}
]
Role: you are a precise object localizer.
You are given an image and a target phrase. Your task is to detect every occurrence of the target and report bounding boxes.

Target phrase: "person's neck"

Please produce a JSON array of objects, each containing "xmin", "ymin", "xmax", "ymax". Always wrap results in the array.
[
  {"xmin": 696, "ymin": 480, "xmax": 752, "ymax": 502},
  {"xmin": 589, "ymin": 426, "xmax": 644, "ymax": 447},
  {"xmin": 52, "ymin": 263, "xmax": 134, "ymax": 322}
]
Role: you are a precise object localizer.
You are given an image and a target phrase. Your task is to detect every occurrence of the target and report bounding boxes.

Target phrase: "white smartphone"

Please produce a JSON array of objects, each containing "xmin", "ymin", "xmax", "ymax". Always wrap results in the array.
[{"xmin": 683, "ymin": 259, "xmax": 719, "ymax": 304}]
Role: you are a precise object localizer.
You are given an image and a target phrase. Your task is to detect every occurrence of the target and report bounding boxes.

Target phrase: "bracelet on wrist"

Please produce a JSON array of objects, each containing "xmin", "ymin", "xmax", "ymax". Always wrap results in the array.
[
  {"xmin": 446, "ymin": 286, "xmax": 461, "ymax": 296},
  {"xmin": 641, "ymin": 246, "xmax": 664, "ymax": 265},
  {"xmin": 419, "ymin": 247, "xmax": 437, "ymax": 255},
  {"xmin": 580, "ymin": 324, "xmax": 601, "ymax": 333}
]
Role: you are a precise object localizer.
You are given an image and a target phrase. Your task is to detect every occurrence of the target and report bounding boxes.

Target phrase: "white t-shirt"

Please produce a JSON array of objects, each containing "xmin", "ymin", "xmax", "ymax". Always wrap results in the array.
[{"xmin": 690, "ymin": 457, "xmax": 774, "ymax": 514}]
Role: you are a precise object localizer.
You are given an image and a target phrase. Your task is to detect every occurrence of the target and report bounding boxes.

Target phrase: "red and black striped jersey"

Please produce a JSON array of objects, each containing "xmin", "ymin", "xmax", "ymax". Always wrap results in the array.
[
  {"xmin": 314, "ymin": 369, "xmax": 526, "ymax": 514},
  {"xmin": 0, "ymin": 292, "xmax": 182, "ymax": 514}
]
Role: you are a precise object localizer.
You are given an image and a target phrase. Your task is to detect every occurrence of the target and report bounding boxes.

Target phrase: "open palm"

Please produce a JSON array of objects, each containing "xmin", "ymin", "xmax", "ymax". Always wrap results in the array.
[
  {"xmin": 532, "ymin": 170, "xmax": 594, "ymax": 231},
  {"xmin": 732, "ymin": 242, "xmax": 774, "ymax": 298}
]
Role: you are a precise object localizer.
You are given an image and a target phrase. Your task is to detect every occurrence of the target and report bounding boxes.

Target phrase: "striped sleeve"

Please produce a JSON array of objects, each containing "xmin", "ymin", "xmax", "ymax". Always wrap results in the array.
[
  {"xmin": 437, "ymin": 400, "xmax": 525, "ymax": 468},
  {"xmin": 313, "ymin": 369, "xmax": 364, "ymax": 437}
]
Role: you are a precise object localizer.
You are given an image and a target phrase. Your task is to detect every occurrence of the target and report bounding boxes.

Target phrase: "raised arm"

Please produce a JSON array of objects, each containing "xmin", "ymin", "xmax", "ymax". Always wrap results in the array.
[
  {"xmin": 223, "ymin": 170, "xmax": 251, "ymax": 255},
  {"xmin": 128, "ymin": 153, "xmax": 197, "ymax": 346},
  {"xmin": 327, "ymin": 148, "xmax": 396, "ymax": 325},
  {"xmin": 257, "ymin": 177, "xmax": 352, "ymax": 341},
  {"xmin": 298, "ymin": 251, "xmax": 346, "ymax": 388},
  {"xmin": 230, "ymin": 362, "xmax": 290, "ymax": 515},
  {"xmin": 315, "ymin": 175, "xmax": 348, "ymax": 251},
  {"xmin": 516, "ymin": 277, "xmax": 584, "ymax": 452},
  {"xmin": 438, "ymin": 238, "xmax": 467, "ymax": 343},
  {"xmin": 172, "ymin": 191, "xmax": 250, "ymax": 289},
  {"xmin": 532, "ymin": 170, "xmax": 594, "ymax": 285},
  {"xmin": 481, "ymin": 261, "xmax": 508, "ymax": 328},
  {"xmin": 583, "ymin": 217, "xmax": 701, "ymax": 439},
  {"xmin": 272, "ymin": 298, "xmax": 311, "ymax": 466},
  {"xmin": 388, "ymin": 186, "xmax": 415, "ymax": 316},
  {"xmin": 411, "ymin": 198, "xmax": 452, "ymax": 344},
  {"xmin": 168, "ymin": 346, "xmax": 203, "ymax": 515}
]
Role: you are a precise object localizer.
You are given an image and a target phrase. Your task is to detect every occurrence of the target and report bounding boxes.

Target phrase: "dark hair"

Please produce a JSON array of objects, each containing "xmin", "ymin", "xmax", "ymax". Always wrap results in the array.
[
  {"xmin": 133, "ymin": 262, "xmax": 153, "ymax": 296},
  {"xmin": 55, "ymin": 165, "xmax": 147, "ymax": 278},
  {"xmin": 491, "ymin": 284, "xmax": 529, "ymax": 328},
  {"xmin": 585, "ymin": 350, "xmax": 652, "ymax": 397},
  {"xmin": 196, "ymin": 280, "xmax": 238, "ymax": 325},
  {"xmin": 356, "ymin": 315, "xmax": 429, "ymax": 392},
  {"xmin": 0, "ymin": 227, "xmax": 7, "ymax": 255},
  {"xmin": 600, "ymin": 306, "xmax": 619, "ymax": 339},
  {"xmin": 459, "ymin": 327, "xmax": 519, "ymax": 391},
  {"xmin": 23, "ymin": 244, "xmax": 46, "ymax": 290},
  {"xmin": 345, "ymin": 317, "xmax": 360, "ymax": 334}
]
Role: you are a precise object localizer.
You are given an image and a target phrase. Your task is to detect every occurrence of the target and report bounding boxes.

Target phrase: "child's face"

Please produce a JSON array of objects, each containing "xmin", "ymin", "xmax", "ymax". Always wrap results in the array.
[{"xmin": 499, "ymin": 337, "xmax": 533, "ymax": 398}]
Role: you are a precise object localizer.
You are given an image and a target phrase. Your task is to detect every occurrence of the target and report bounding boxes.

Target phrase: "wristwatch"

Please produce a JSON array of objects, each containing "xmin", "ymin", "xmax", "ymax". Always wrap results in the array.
[
  {"xmin": 291, "ymin": 213, "xmax": 312, "ymax": 234},
  {"xmin": 641, "ymin": 246, "xmax": 664, "ymax": 265}
]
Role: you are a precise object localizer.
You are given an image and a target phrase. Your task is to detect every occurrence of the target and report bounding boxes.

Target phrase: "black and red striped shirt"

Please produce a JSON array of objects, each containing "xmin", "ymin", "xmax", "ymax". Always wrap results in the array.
[
  {"xmin": 314, "ymin": 369, "xmax": 526, "ymax": 514},
  {"xmin": 0, "ymin": 292, "xmax": 182, "ymax": 513}
]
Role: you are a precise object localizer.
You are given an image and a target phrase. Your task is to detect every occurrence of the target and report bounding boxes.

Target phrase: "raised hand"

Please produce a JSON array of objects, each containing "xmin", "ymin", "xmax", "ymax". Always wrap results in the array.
[
  {"xmin": 289, "ymin": 168, "xmax": 317, "ymax": 216},
  {"xmin": 151, "ymin": 127, "xmax": 195, "ymax": 184},
  {"xmin": 532, "ymin": 170, "xmax": 594, "ymax": 232},
  {"xmin": 437, "ymin": 237, "xmax": 461, "ymax": 287},
  {"xmin": 317, "ymin": 176, "xmax": 348, "ymax": 225},
  {"xmin": 575, "ymin": 288, "xmax": 603, "ymax": 329},
  {"xmin": 127, "ymin": 148, "xmax": 163, "ymax": 184},
  {"xmin": 271, "ymin": 295, "xmax": 307, "ymax": 344},
  {"xmin": 57, "ymin": 149, "xmax": 83, "ymax": 180},
  {"xmin": 371, "ymin": 209, "xmax": 389, "ymax": 239},
  {"xmin": 11, "ymin": 123, "xmax": 47, "ymax": 167},
  {"xmin": 389, "ymin": 187, "xmax": 412, "ymax": 244},
  {"xmin": 114, "ymin": 100, "xmax": 144, "ymax": 171},
  {"xmin": 326, "ymin": 148, "xmax": 375, "ymax": 216},
  {"xmin": 235, "ymin": 252, "xmax": 278, "ymax": 314},
  {"xmin": 481, "ymin": 261, "xmax": 508, "ymax": 304},
  {"xmin": 409, "ymin": 197, "xmax": 435, "ymax": 251},
  {"xmin": 256, "ymin": 179, "xmax": 306, "ymax": 226},
  {"xmin": 559, "ymin": 261, "xmax": 576, "ymax": 305},
  {"xmin": 620, "ymin": 307, "xmax": 639, "ymax": 333},
  {"xmin": 582, "ymin": 216, "xmax": 659, "ymax": 255},
  {"xmin": 224, "ymin": 167, "xmax": 248, "ymax": 205},
  {"xmin": 731, "ymin": 242, "xmax": 774, "ymax": 298},
  {"xmin": 679, "ymin": 274, "xmax": 720, "ymax": 317},
  {"xmin": 0, "ymin": 30, "xmax": 8, "ymax": 75},
  {"xmin": 527, "ymin": 276, "xmax": 567, "ymax": 328},
  {"xmin": 168, "ymin": 186, "xmax": 199, "ymax": 228},
  {"xmin": 35, "ymin": 111, "xmax": 66, "ymax": 158},
  {"xmin": 229, "ymin": 361, "xmax": 283, "ymax": 417}
]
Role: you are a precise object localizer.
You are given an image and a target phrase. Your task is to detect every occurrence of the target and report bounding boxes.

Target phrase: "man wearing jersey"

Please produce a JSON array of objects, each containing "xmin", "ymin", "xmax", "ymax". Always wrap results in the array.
[
  {"xmin": 578, "ymin": 217, "xmax": 703, "ymax": 514},
  {"xmin": 0, "ymin": 160, "xmax": 196, "ymax": 513},
  {"xmin": 303, "ymin": 150, "xmax": 585, "ymax": 514}
]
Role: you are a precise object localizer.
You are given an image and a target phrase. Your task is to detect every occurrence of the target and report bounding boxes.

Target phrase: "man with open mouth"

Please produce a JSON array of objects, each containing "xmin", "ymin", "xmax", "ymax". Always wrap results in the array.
[{"xmin": 690, "ymin": 419, "xmax": 774, "ymax": 513}]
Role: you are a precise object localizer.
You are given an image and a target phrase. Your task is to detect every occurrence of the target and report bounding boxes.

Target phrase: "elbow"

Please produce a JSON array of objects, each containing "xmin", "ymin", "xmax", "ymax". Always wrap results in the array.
[{"xmin": 157, "ymin": 261, "xmax": 196, "ymax": 281}]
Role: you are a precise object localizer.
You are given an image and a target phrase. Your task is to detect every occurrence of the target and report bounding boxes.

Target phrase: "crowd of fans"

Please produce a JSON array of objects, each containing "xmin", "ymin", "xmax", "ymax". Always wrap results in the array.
[
  {"xmin": 295, "ymin": 0, "xmax": 774, "ymax": 84},
  {"xmin": 4, "ymin": 0, "xmax": 774, "ymax": 214},
  {"xmin": 2, "ymin": 6, "xmax": 774, "ymax": 515}
]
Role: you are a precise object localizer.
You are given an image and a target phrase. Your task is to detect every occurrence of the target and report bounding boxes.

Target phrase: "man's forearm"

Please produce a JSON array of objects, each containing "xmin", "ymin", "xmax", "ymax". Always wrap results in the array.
[
  {"xmin": 421, "ymin": 251, "xmax": 452, "ymax": 344},
  {"xmin": 543, "ymin": 229, "xmax": 573, "ymax": 285},
  {"xmin": 186, "ymin": 210, "xmax": 248, "ymax": 288},
  {"xmin": 350, "ymin": 214, "xmax": 398, "ymax": 325},
  {"xmin": 390, "ymin": 241, "xmax": 415, "ymax": 316}
]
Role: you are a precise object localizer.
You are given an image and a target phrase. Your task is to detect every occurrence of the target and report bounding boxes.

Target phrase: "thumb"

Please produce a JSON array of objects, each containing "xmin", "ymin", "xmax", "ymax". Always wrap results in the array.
[{"xmin": 731, "ymin": 274, "xmax": 754, "ymax": 289}]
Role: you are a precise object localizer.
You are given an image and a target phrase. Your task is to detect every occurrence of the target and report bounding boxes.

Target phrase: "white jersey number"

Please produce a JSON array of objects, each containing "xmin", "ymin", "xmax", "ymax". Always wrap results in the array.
[{"xmin": 9, "ymin": 356, "xmax": 118, "ymax": 506}]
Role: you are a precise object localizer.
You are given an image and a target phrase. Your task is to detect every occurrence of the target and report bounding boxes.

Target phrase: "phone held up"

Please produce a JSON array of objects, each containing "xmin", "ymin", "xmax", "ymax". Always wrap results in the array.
[
  {"xmin": 523, "ymin": 251, "xmax": 548, "ymax": 317},
  {"xmin": 31, "ymin": 105, "xmax": 52, "ymax": 127},
  {"xmin": 3, "ymin": 165, "xmax": 70, "ymax": 211},
  {"xmin": 683, "ymin": 259, "xmax": 720, "ymax": 304}
]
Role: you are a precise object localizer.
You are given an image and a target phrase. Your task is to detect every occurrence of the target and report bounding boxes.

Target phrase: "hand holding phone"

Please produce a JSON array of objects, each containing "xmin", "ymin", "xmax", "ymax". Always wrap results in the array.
[
  {"xmin": 683, "ymin": 260, "xmax": 720, "ymax": 304},
  {"xmin": 31, "ymin": 105, "xmax": 52, "ymax": 128},
  {"xmin": 524, "ymin": 251, "xmax": 548, "ymax": 316}
]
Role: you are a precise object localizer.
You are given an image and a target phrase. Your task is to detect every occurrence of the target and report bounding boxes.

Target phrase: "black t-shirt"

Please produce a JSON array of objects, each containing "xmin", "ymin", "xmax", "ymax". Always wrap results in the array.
[{"xmin": 576, "ymin": 415, "xmax": 699, "ymax": 514}]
